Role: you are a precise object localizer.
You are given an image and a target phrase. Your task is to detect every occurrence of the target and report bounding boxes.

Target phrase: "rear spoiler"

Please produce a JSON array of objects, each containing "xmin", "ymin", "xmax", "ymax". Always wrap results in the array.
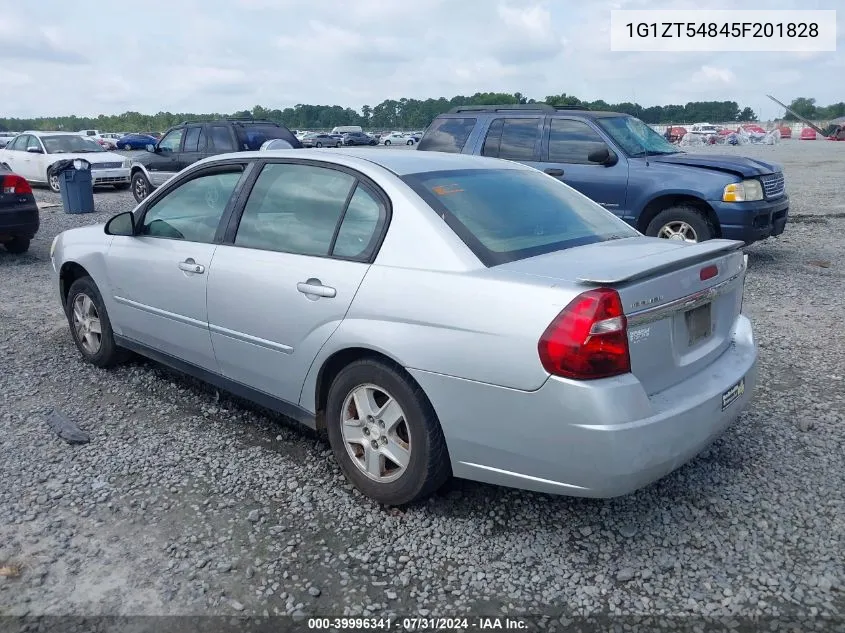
[{"xmin": 575, "ymin": 239, "xmax": 745, "ymax": 285}]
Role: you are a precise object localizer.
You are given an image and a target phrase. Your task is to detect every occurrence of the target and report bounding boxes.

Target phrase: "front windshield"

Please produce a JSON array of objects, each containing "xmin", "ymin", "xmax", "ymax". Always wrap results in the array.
[
  {"xmin": 597, "ymin": 116, "xmax": 681, "ymax": 157},
  {"xmin": 41, "ymin": 135, "xmax": 105, "ymax": 154}
]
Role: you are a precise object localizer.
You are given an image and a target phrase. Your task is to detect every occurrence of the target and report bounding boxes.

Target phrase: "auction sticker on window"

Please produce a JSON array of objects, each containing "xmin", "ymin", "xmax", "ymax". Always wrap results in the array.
[
  {"xmin": 722, "ymin": 377, "xmax": 746, "ymax": 411},
  {"xmin": 610, "ymin": 10, "xmax": 836, "ymax": 52}
]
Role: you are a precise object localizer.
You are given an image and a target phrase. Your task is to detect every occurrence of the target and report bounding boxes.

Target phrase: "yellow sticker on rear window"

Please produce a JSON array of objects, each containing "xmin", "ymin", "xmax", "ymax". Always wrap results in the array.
[{"xmin": 432, "ymin": 184, "xmax": 464, "ymax": 196}]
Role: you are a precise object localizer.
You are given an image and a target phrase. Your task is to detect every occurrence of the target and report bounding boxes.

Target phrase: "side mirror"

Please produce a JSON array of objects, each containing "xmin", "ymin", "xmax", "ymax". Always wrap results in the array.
[
  {"xmin": 587, "ymin": 146, "xmax": 618, "ymax": 166},
  {"xmin": 145, "ymin": 144, "xmax": 156, "ymax": 153},
  {"xmin": 104, "ymin": 211, "xmax": 135, "ymax": 236},
  {"xmin": 26, "ymin": 146, "xmax": 43, "ymax": 154}
]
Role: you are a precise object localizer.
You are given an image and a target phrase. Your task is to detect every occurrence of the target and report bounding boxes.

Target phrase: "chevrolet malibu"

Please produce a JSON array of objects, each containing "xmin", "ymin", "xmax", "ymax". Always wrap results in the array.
[{"xmin": 51, "ymin": 149, "xmax": 757, "ymax": 506}]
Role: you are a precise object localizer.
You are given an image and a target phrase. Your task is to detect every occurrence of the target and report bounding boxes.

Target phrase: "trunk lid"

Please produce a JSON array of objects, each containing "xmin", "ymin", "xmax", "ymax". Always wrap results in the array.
[{"xmin": 498, "ymin": 237, "xmax": 748, "ymax": 395}]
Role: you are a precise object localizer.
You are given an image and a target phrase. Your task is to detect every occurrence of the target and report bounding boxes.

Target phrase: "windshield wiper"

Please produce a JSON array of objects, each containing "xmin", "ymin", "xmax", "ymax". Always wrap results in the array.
[{"xmin": 73, "ymin": 149, "xmax": 99, "ymax": 153}]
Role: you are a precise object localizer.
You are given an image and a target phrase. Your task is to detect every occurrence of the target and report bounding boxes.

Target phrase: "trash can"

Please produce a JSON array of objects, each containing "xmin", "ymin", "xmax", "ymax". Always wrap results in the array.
[{"xmin": 55, "ymin": 158, "xmax": 95, "ymax": 214}]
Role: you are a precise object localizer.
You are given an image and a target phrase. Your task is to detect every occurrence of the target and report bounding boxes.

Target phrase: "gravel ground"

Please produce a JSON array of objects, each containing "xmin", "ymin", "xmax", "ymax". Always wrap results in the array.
[{"xmin": 1, "ymin": 140, "xmax": 844, "ymax": 625}]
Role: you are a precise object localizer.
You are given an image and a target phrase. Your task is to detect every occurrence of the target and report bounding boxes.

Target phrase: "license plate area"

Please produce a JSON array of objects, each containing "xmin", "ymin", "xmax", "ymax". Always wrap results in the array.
[
  {"xmin": 722, "ymin": 377, "xmax": 746, "ymax": 410},
  {"xmin": 685, "ymin": 302, "xmax": 712, "ymax": 346}
]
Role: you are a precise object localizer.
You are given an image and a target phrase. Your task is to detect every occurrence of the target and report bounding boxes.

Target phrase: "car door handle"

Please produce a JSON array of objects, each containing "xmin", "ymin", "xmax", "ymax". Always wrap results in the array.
[
  {"xmin": 297, "ymin": 280, "xmax": 336, "ymax": 298},
  {"xmin": 178, "ymin": 259, "xmax": 205, "ymax": 274},
  {"xmin": 544, "ymin": 168, "xmax": 564, "ymax": 177}
]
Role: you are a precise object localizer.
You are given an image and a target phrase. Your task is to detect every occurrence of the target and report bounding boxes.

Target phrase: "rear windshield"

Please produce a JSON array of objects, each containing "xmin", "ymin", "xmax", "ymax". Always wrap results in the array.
[
  {"xmin": 402, "ymin": 168, "xmax": 638, "ymax": 266},
  {"xmin": 238, "ymin": 124, "xmax": 302, "ymax": 150},
  {"xmin": 417, "ymin": 117, "xmax": 476, "ymax": 153}
]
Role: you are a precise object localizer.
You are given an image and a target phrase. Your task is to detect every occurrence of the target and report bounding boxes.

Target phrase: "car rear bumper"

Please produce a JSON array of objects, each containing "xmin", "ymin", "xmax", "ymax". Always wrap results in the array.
[
  {"xmin": 711, "ymin": 196, "xmax": 789, "ymax": 244},
  {"xmin": 91, "ymin": 168, "xmax": 130, "ymax": 186},
  {"xmin": 0, "ymin": 202, "xmax": 39, "ymax": 238},
  {"xmin": 409, "ymin": 315, "xmax": 757, "ymax": 498}
]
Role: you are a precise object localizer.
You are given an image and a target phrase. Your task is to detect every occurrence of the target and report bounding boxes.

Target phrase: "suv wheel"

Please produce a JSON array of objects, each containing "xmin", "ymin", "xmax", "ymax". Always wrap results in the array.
[
  {"xmin": 4, "ymin": 237, "xmax": 30, "ymax": 254},
  {"xmin": 131, "ymin": 171, "xmax": 151, "ymax": 203},
  {"xmin": 646, "ymin": 205, "xmax": 715, "ymax": 243}
]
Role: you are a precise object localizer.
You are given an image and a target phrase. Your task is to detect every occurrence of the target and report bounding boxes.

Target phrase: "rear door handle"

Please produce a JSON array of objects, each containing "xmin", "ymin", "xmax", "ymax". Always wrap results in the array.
[
  {"xmin": 297, "ymin": 280, "xmax": 336, "ymax": 298},
  {"xmin": 178, "ymin": 258, "xmax": 205, "ymax": 274},
  {"xmin": 544, "ymin": 168, "xmax": 564, "ymax": 177}
]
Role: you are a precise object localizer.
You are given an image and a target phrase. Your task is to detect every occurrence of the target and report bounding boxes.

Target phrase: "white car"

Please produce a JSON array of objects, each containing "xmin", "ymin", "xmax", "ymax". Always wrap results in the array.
[
  {"xmin": 0, "ymin": 132, "xmax": 131, "ymax": 192},
  {"xmin": 380, "ymin": 132, "xmax": 415, "ymax": 146}
]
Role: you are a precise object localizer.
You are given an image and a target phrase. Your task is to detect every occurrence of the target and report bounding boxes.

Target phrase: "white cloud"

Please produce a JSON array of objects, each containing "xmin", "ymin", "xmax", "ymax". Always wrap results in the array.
[{"xmin": 0, "ymin": 0, "xmax": 841, "ymax": 120}]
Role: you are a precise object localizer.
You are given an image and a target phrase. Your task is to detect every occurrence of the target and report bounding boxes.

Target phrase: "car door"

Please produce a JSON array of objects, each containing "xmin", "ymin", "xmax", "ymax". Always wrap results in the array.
[
  {"xmin": 540, "ymin": 118, "xmax": 629, "ymax": 216},
  {"xmin": 477, "ymin": 116, "xmax": 544, "ymax": 169},
  {"xmin": 178, "ymin": 125, "xmax": 208, "ymax": 171},
  {"xmin": 17, "ymin": 135, "xmax": 45, "ymax": 182},
  {"xmin": 147, "ymin": 127, "xmax": 184, "ymax": 185},
  {"xmin": 206, "ymin": 160, "xmax": 387, "ymax": 404},
  {"xmin": 105, "ymin": 163, "xmax": 249, "ymax": 372}
]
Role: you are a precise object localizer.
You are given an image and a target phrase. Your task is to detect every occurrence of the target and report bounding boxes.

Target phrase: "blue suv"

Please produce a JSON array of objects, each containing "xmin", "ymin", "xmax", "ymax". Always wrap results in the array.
[{"xmin": 417, "ymin": 105, "xmax": 788, "ymax": 244}]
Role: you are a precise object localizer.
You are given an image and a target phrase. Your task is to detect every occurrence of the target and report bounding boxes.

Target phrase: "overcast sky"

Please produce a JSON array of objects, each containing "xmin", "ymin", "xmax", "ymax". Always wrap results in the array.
[{"xmin": 0, "ymin": 0, "xmax": 841, "ymax": 120}]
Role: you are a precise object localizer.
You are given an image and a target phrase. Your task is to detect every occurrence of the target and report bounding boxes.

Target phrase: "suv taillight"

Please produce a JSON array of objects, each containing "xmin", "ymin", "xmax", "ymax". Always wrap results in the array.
[
  {"xmin": 538, "ymin": 288, "xmax": 631, "ymax": 380},
  {"xmin": 1, "ymin": 174, "xmax": 33, "ymax": 195}
]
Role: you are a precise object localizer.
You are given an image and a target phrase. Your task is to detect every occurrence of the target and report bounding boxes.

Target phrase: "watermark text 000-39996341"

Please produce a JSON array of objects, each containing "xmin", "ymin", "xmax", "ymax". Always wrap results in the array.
[{"xmin": 610, "ymin": 9, "xmax": 836, "ymax": 52}]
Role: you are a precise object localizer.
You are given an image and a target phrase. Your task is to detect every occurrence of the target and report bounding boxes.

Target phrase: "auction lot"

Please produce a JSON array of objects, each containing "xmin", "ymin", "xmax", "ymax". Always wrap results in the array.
[{"xmin": 1, "ymin": 140, "xmax": 844, "ymax": 619}]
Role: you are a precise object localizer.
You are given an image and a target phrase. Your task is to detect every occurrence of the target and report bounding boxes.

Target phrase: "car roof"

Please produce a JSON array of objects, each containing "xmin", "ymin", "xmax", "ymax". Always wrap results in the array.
[
  {"xmin": 196, "ymin": 148, "xmax": 530, "ymax": 176},
  {"xmin": 25, "ymin": 131, "xmax": 79, "ymax": 136},
  {"xmin": 440, "ymin": 108, "xmax": 626, "ymax": 119}
]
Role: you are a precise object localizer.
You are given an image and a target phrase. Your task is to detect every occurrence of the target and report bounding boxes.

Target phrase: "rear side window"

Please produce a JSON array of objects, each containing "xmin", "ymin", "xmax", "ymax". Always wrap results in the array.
[
  {"xmin": 417, "ymin": 117, "xmax": 476, "ymax": 153},
  {"xmin": 183, "ymin": 127, "xmax": 204, "ymax": 152},
  {"xmin": 209, "ymin": 126, "xmax": 236, "ymax": 152},
  {"xmin": 402, "ymin": 169, "xmax": 638, "ymax": 266},
  {"xmin": 548, "ymin": 119, "xmax": 607, "ymax": 164},
  {"xmin": 481, "ymin": 118, "xmax": 541, "ymax": 161},
  {"xmin": 239, "ymin": 124, "xmax": 301, "ymax": 150}
]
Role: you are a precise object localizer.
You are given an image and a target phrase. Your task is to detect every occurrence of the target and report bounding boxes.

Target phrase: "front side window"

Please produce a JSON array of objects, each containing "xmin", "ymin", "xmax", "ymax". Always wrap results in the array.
[
  {"xmin": 8, "ymin": 135, "xmax": 27, "ymax": 151},
  {"xmin": 140, "ymin": 169, "xmax": 243, "ymax": 243},
  {"xmin": 158, "ymin": 128, "xmax": 183, "ymax": 152},
  {"xmin": 403, "ymin": 168, "xmax": 638, "ymax": 266},
  {"xmin": 417, "ymin": 117, "xmax": 476, "ymax": 153},
  {"xmin": 235, "ymin": 163, "xmax": 356, "ymax": 256},
  {"xmin": 548, "ymin": 119, "xmax": 608, "ymax": 164}
]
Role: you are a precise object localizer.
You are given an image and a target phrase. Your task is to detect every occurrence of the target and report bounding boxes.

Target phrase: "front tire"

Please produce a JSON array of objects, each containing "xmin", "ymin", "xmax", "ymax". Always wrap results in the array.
[
  {"xmin": 407, "ymin": 139, "xmax": 414, "ymax": 146},
  {"xmin": 316, "ymin": 142, "xmax": 323, "ymax": 148},
  {"xmin": 65, "ymin": 277, "xmax": 129, "ymax": 368},
  {"xmin": 384, "ymin": 140, "xmax": 391, "ymax": 146},
  {"xmin": 646, "ymin": 205, "xmax": 715, "ymax": 243},
  {"xmin": 326, "ymin": 359, "xmax": 451, "ymax": 506},
  {"xmin": 4, "ymin": 237, "xmax": 30, "ymax": 254},
  {"xmin": 47, "ymin": 168, "xmax": 60, "ymax": 193},
  {"xmin": 131, "ymin": 171, "xmax": 151, "ymax": 203}
]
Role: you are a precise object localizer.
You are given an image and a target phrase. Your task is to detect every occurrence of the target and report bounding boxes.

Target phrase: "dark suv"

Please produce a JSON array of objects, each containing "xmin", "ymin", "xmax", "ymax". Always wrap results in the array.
[
  {"xmin": 129, "ymin": 118, "xmax": 302, "ymax": 202},
  {"xmin": 417, "ymin": 105, "xmax": 788, "ymax": 244}
]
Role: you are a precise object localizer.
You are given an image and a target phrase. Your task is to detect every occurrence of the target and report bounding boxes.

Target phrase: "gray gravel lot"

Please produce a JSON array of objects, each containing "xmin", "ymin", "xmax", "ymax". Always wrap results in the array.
[{"xmin": 1, "ymin": 140, "xmax": 844, "ymax": 623}]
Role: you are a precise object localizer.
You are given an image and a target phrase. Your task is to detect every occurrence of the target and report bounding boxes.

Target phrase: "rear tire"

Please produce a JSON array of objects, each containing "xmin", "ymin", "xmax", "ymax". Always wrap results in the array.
[
  {"xmin": 65, "ymin": 277, "xmax": 129, "ymax": 368},
  {"xmin": 325, "ymin": 359, "xmax": 451, "ymax": 506},
  {"xmin": 645, "ymin": 205, "xmax": 715, "ymax": 243},
  {"xmin": 316, "ymin": 142, "xmax": 323, "ymax": 148},
  {"xmin": 124, "ymin": 144, "xmax": 132, "ymax": 150},
  {"xmin": 4, "ymin": 237, "xmax": 30, "ymax": 254},
  {"xmin": 384, "ymin": 140, "xmax": 391, "ymax": 146},
  {"xmin": 406, "ymin": 139, "xmax": 414, "ymax": 146}
]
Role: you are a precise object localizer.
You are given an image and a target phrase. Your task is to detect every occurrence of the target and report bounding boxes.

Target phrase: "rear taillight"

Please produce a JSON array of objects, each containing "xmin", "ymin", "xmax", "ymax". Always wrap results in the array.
[
  {"xmin": 1, "ymin": 174, "xmax": 32, "ymax": 195},
  {"xmin": 538, "ymin": 288, "xmax": 631, "ymax": 380}
]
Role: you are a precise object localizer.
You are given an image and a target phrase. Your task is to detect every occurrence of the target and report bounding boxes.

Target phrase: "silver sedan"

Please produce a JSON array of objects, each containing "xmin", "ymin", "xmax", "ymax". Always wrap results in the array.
[{"xmin": 51, "ymin": 149, "xmax": 757, "ymax": 506}]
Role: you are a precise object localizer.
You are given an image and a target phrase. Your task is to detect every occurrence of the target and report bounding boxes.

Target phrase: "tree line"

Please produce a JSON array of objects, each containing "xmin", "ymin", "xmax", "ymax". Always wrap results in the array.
[{"xmin": 1, "ymin": 93, "xmax": 841, "ymax": 133}]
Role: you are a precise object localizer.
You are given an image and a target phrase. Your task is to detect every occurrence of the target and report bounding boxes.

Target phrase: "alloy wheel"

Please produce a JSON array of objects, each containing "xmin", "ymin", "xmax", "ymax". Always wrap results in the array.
[
  {"xmin": 72, "ymin": 293, "xmax": 103, "ymax": 355},
  {"xmin": 657, "ymin": 221, "xmax": 698, "ymax": 243},
  {"xmin": 340, "ymin": 384, "xmax": 411, "ymax": 483}
]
